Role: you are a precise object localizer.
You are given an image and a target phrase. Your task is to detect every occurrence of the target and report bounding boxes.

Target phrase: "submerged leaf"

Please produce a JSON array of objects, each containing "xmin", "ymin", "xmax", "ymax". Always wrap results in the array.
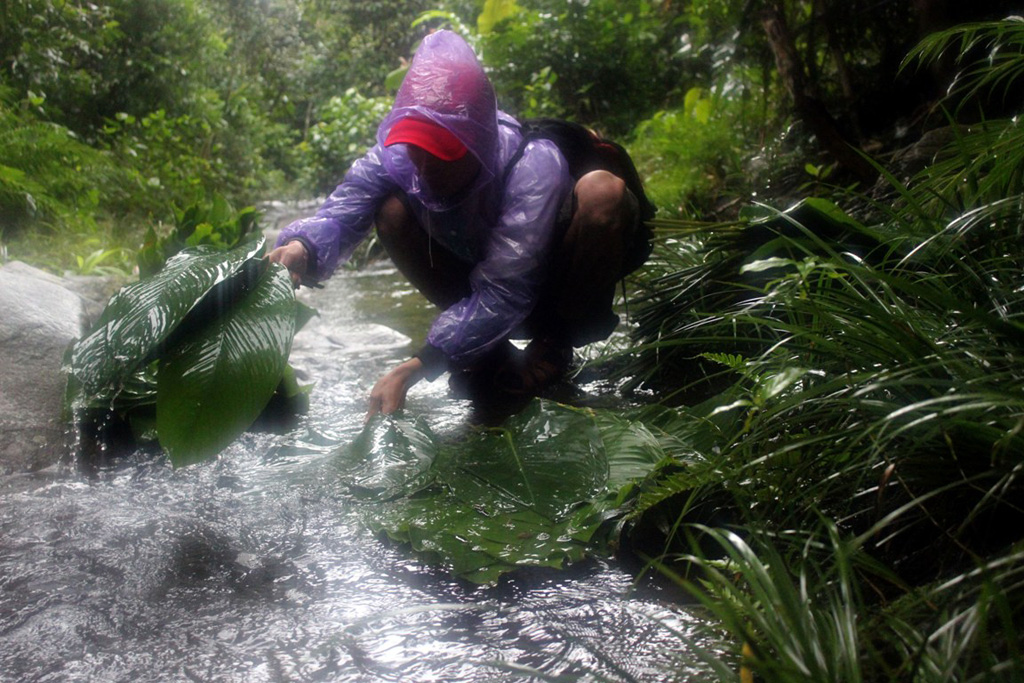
[
  {"xmin": 372, "ymin": 495, "xmax": 596, "ymax": 584},
  {"xmin": 344, "ymin": 401, "xmax": 674, "ymax": 583},
  {"xmin": 446, "ymin": 402, "xmax": 606, "ymax": 519},
  {"xmin": 340, "ymin": 415, "xmax": 439, "ymax": 499}
]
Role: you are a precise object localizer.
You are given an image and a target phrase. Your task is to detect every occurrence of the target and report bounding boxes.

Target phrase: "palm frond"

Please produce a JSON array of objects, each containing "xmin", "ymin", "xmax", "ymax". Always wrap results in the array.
[{"xmin": 903, "ymin": 18, "xmax": 1024, "ymax": 113}]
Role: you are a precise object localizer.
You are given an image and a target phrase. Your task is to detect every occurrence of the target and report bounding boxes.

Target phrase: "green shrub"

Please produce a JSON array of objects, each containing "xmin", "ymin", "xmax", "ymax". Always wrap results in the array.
[
  {"xmin": 628, "ymin": 89, "xmax": 744, "ymax": 218},
  {"xmin": 477, "ymin": 0, "xmax": 686, "ymax": 136},
  {"xmin": 136, "ymin": 194, "xmax": 261, "ymax": 277},
  {"xmin": 0, "ymin": 97, "xmax": 114, "ymax": 236},
  {"xmin": 295, "ymin": 88, "xmax": 392, "ymax": 196},
  {"xmin": 101, "ymin": 92, "xmax": 271, "ymax": 219}
]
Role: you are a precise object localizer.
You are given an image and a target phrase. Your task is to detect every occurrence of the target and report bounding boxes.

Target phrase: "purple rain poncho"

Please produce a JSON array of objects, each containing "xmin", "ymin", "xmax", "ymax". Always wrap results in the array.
[{"xmin": 276, "ymin": 30, "xmax": 575, "ymax": 375}]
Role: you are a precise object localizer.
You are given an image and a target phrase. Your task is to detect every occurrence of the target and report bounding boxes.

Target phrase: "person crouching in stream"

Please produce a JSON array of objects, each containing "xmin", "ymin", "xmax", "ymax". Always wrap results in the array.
[{"xmin": 268, "ymin": 30, "xmax": 640, "ymax": 420}]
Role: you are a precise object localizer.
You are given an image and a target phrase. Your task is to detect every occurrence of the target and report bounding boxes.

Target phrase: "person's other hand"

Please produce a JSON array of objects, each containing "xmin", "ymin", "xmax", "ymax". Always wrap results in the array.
[
  {"xmin": 267, "ymin": 240, "xmax": 309, "ymax": 288},
  {"xmin": 366, "ymin": 358, "xmax": 425, "ymax": 421}
]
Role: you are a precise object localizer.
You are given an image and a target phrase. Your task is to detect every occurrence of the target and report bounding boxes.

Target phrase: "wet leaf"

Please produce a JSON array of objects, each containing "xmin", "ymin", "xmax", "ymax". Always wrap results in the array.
[
  {"xmin": 157, "ymin": 264, "xmax": 297, "ymax": 466},
  {"xmin": 66, "ymin": 240, "xmax": 264, "ymax": 409},
  {"xmin": 341, "ymin": 415, "xmax": 440, "ymax": 499},
  {"xmin": 345, "ymin": 401, "xmax": 670, "ymax": 583},
  {"xmin": 446, "ymin": 402, "xmax": 606, "ymax": 519}
]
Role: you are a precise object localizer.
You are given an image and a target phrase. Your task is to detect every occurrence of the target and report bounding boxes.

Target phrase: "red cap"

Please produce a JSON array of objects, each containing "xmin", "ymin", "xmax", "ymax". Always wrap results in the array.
[{"xmin": 384, "ymin": 117, "xmax": 468, "ymax": 161}]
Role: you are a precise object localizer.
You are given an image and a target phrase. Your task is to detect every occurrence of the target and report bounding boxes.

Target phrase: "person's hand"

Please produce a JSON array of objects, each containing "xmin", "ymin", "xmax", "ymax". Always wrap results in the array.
[
  {"xmin": 267, "ymin": 240, "xmax": 309, "ymax": 288},
  {"xmin": 366, "ymin": 357, "xmax": 426, "ymax": 421}
]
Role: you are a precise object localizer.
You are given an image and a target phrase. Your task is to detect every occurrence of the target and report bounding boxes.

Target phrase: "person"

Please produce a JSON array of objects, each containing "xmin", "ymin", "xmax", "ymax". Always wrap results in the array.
[{"xmin": 269, "ymin": 30, "xmax": 640, "ymax": 420}]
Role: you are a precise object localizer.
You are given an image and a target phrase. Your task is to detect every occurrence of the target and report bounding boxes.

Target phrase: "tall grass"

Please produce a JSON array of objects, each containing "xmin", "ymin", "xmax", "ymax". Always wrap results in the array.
[
  {"xmin": 620, "ymin": 18, "xmax": 1024, "ymax": 681},
  {"xmin": 627, "ymin": 202, "xmax": 1024, "ymax": 679}
]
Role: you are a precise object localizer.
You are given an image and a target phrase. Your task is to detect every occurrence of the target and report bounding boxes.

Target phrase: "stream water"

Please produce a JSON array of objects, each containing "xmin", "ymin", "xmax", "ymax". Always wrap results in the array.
[{"xmin": 0, "ymin": 260, "xmax": 717, "ymax": 682}]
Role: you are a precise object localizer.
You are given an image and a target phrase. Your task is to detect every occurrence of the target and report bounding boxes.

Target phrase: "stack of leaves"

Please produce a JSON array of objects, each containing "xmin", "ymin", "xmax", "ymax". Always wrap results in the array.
[{"xmin": 64, "ymin": 238, "xmax": 312, "ymax": 466}]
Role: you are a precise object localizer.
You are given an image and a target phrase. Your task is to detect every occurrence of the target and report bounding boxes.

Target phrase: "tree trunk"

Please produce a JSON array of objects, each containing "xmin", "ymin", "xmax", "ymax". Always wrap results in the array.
[{"xmin": 760, "ymin": 4, "xmax": 877, "ymax": 184}]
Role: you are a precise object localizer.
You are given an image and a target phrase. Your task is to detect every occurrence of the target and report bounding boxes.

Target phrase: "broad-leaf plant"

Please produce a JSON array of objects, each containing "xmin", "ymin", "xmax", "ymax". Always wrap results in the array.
[{"xmin": 64, "ymin": 201, "xmax": 312, "ymax": 466}]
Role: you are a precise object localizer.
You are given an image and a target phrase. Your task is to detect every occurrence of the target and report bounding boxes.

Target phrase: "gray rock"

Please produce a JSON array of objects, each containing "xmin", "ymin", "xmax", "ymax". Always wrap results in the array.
[
  {"xmin": 0, "ymin": 261, "xmax": 90, "ymax": 472},
  {"xmin": 60, "ymin": 272, "xmax": 125, "ymax": 328}
]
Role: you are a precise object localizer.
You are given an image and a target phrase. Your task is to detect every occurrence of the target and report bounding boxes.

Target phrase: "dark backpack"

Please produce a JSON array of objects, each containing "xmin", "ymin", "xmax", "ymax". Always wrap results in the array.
[{"xmin": 502, "ymin": 118, "xmax": 656, "ymax": 277}]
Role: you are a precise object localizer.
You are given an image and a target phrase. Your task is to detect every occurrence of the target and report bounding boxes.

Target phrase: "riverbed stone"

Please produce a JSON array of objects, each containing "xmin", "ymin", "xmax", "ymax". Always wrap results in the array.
[{"xmin": 0, "ymin": 261, "xmax": 90, "ymax": 472}]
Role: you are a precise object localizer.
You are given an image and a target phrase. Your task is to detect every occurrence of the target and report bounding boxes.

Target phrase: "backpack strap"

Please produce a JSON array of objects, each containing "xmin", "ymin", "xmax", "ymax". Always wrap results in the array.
[{"xmin": 499, "ymin": 119, "xmax": 534, "ymax": 187}]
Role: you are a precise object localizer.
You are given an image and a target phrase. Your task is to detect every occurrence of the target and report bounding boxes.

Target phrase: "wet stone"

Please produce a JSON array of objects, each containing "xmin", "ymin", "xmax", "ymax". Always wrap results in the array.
[{"xmin": 0, "ymin": 262, "xmax": 88, "ymax": 472}]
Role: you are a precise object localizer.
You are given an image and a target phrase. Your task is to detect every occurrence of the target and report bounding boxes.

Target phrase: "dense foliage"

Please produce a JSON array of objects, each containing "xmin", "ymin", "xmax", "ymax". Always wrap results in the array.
[
  {"xmin": 0, "ymin": 0, "xmax": 430, "ymax": 270},
  {"xmin": 616, "ymin": 17, "xmax": 1024, "ymax": 681},
  {"xmin": 6, "ymin": 0, "xmax": 1011, "ymax": 258}
]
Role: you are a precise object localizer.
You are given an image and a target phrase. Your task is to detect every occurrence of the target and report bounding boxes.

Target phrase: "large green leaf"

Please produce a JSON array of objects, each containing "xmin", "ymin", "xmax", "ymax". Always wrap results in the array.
[
  {"xmin": 343, "ymin": 401, "xmax": 673, "ymax": 583},
  {"xmin": 372, "ymin": 493, "xmax": 602, "ymax": 584},
  {"xmin": 66, "ymin": 240, "xmax": 265, "ymax": 410},
  {"xmin": 337, "ymin": 415, "xmax": 439, "ymax": 500},
  {"xmin": 156, "ymin": 263, "xmax": 297, "ymax": 466},
  {"xmin": 443, "ymin": 402, "xmax": 607, "ymax": 519}
]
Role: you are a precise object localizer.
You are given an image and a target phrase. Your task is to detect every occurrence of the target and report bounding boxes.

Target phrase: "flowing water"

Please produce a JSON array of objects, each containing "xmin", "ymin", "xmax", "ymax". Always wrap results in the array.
[{"xmin": 0, "ymin": 260, "xmax": 717, "ymax": 682}]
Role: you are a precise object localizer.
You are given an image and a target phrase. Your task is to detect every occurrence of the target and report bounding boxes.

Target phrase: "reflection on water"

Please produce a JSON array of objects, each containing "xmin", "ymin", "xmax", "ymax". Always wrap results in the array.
[{"xmin": 0, "ymin": 260, "xmax": 717, "ymax": 681}]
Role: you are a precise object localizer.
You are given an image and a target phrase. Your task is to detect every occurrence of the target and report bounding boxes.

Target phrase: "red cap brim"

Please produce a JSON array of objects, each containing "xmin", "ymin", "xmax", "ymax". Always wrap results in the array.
[{"xmin": 384, "ymin": 117, "xmax": 468, "ymax": 161}]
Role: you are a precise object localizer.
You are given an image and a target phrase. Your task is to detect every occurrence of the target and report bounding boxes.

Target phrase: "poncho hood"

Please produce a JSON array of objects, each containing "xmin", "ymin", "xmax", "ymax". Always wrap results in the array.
[{"xmin": 377, "ymin": 31, "xmax": 499, "ymax": 208}]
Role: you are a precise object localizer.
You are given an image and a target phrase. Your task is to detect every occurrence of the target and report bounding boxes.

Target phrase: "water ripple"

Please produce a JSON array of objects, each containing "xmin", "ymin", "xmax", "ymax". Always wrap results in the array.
[{"xmin": 0, "ymin": 264, "xmax": 718, "ymax": 682}]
